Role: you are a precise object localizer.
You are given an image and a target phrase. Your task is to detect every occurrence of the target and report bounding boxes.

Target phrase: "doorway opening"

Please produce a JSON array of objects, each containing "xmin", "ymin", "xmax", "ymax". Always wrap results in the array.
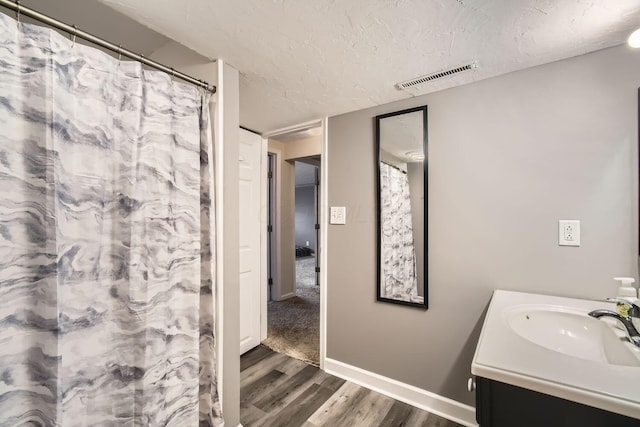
[
  {"xmin": 267, "ymin": 153, "xmax": 275, "ymax": 303},
  {"xmin": 294, "ymin": 159, "xmax": 320, "ymax": 287},
  {"xmin": 261, "ymin": 125, "xmax": 322, "ymax": 366}
]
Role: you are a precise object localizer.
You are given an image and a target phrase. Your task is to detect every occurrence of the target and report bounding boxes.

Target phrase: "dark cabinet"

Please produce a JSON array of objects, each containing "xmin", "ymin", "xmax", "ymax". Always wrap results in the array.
[{"xmin": 475, "ymin": 376, "xmax": 640, "ymax": 427}]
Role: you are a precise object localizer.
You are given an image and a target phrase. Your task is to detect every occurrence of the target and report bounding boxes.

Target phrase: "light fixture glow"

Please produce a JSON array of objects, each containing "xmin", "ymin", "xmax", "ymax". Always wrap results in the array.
[{"xmin": 628, "ymin": 28, "xmax": 640, "ymax": 48}]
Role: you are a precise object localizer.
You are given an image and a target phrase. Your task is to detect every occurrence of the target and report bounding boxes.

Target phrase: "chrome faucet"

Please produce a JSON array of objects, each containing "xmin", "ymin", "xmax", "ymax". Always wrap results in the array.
[{"xmin": 588, "ymin": 298, "xmax": 640, "ymax": 347}]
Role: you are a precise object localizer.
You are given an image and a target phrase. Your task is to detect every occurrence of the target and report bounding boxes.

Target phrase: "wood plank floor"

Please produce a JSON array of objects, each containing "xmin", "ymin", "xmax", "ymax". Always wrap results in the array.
[{"xmin": 240, "ymin": 345, "xmax": 464, "ymax": 427}]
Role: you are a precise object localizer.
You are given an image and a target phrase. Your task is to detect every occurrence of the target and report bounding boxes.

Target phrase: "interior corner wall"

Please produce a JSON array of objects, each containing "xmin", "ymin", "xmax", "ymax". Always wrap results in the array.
[
  {"xmin": 268, "ymin": 139, "xmax": 296, "ymax": 300},
  {"xmin": 327, "ymin": 44, "xmax": 640, "ymax": 407},
  {"xmin": 150, "ymin": 45, "xmax": 241, "ymax": 426},
  {"xmin": 217, "ymin": 60, "xmax": 241, "ymax": 427}
]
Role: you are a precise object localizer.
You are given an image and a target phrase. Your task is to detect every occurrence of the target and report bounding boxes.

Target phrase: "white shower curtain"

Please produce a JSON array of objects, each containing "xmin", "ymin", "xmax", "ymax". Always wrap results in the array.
[
  {"xmin": 0, "ymin": 11, "xmax": 222, "ymax": 426},
  {"xmin": 380, "ymin": 162, "xmax": 418, "ymax": 302}
]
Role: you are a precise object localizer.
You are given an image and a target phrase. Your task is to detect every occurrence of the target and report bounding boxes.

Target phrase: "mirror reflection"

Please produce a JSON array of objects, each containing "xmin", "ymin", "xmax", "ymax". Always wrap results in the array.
[{"xmin": 376, "ymin": 106, "xmax": 427, "ymax": 309}]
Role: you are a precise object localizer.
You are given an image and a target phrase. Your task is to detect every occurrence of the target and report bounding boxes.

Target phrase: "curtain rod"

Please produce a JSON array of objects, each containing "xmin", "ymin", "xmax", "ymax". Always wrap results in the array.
[
  {"xmin": 381, "ymin": 160, "xmax": 407, "ymax": 174},
  {"xmin": 0, "ymin": 0, "xmax": 216, "ymax": 94}
]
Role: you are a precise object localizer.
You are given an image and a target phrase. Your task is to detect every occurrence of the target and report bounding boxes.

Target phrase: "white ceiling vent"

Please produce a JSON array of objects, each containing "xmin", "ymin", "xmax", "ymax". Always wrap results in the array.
[{"xmin": 396, "ymin": 61, "xmax": 478, "ymax": 90}]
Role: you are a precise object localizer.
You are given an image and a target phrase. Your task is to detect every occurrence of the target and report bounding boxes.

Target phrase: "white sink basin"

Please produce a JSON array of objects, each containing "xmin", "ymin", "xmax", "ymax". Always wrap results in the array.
[
  {"xmin": 505, "ymin": 305, "xmax": 640, "ymax": 367},
  {"xmin": 472, "ymin": 291, "xmax": 640, "ymax": 420}
]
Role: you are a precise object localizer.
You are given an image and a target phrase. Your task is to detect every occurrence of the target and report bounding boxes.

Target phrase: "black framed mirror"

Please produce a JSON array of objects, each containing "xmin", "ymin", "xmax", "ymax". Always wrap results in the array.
[{"xmin": 376, "ymin": 105, "xmax": 428, "ymax": 309}]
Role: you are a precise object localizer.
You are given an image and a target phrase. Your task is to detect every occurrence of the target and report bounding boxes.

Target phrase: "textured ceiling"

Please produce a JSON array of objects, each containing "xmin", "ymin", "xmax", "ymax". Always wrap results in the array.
[{"xmin": 90, "ymin": 0, "xmax": 640, "ymax": 132}]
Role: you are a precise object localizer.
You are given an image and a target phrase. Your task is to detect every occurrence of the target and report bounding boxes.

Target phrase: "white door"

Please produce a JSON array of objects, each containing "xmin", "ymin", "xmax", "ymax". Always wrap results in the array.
[{"xmin": 239, "ymin": 128, "xmax": 263, "ymax": 354}]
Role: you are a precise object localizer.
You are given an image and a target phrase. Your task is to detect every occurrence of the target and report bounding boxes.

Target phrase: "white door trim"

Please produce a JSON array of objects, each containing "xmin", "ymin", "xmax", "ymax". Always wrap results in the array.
[
  {"xmin": 263, "ymin": 118, "xmax": 326, "ymax": 370},
  {"xmin": 319, "ymin": 117, "xmax": 328, "ymax": 370},
  {"xmin": 266, "ymin": 146, "xmax": 282, "ymax": 301},
  {"xmin": 262, "ymin": 119, "xmax": 324, "ymax": 139},
  {"xmin": 260, "ymin": 137, "xmax": 268, "ymax": 342}
]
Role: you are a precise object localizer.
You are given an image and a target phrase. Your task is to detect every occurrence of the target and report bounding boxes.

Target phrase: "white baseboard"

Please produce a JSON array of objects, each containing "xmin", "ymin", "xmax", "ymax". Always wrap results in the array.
[
  {"xmin": 277, "ymin": 292, "xmax": 295, "ymax": 301},
  {"xmin": 324, "ymin": 358, "xmax": 478, "ymax": 427}
]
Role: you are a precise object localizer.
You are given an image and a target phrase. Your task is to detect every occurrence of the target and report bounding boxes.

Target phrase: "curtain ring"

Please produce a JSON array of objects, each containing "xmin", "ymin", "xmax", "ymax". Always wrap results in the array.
[
  {"xmin": 117, "ymin": 45, "xmax": 122, "ymax": 66},
  {"xmin": 71, "ymin": 25, "xmax": 78, "ymax": 47},
  {"xmin": 15, "ymin": 1, "xmax": 21, "ymax": 23}
]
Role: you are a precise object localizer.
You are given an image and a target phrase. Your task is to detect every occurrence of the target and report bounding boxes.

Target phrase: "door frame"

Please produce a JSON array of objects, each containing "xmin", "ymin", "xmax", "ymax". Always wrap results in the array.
[
  {"xmin": 262, "ymin": 118, "xmax": 328, "ymax": 369},
  {"xmin": 260, "ymin": 136, "xmax": 269, "ymax": 342}
]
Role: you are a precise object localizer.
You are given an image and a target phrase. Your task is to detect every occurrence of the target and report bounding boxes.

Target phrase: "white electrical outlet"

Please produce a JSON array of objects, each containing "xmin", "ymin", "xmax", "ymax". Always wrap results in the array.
[
  {"xmin": 330, "ymin": 206, "xmax": 346, "ymax": 225},
  {"xmin": 559, "ymin": 220, "xmax": 580, "ymax": 246}
]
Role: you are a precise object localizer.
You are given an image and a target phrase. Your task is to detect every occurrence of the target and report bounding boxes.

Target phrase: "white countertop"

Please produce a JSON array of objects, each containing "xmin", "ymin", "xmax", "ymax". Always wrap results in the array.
[{"xmin": 471, "ymin": 290, "xmax": 640, "ymax": 420}]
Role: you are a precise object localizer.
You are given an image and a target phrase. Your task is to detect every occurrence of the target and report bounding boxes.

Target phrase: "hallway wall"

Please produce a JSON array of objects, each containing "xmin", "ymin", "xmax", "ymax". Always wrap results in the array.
[
  {"xmin": 268, "ymin": 139, "xmax": 296, "ymax": 300},
  {"xmin": 295, "ymin": 185, "xmax": 316, "ymax": 249},
  {"xmin": 295, "ymin": 162, "xmax": 318, "ymax": 251}
]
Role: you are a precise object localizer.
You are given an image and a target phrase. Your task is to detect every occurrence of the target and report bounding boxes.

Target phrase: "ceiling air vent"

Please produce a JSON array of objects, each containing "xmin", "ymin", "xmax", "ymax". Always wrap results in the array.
[{"xmin": 396, "ymin": 61, "xmax": 478, "ymax": 90}]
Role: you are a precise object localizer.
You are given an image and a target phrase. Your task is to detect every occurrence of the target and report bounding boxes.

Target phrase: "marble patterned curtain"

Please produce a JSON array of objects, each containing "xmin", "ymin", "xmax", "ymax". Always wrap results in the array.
[
  {"xmin": 380, "ymin": 162, "xmax": 418, "ymax": 302},
  {"xmin": 0, "ymin": 12, "xmax": 223, "ymax": 427}
]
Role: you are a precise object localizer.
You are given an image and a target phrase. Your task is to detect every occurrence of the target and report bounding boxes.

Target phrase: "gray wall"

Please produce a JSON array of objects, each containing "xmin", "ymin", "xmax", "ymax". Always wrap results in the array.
[
  {"xmin": 295, "ymin": 185, "xmax": 317, "ymax": 250},
  {"xmin": 327, "ymin": 44, "xmax": 639, "ymax": 406}
]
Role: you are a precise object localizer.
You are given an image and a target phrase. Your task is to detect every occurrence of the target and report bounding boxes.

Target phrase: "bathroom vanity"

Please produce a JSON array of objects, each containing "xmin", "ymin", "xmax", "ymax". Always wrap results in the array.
[{"xmin": 472, "ymin": 290, "xmax": 640, "ymax": 427}]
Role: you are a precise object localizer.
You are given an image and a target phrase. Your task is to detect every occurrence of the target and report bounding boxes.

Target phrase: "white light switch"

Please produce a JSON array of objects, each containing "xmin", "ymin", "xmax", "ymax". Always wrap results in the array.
[
  {"xmin": 559, "ymin": 220, "xmax": 580, "ymax": 246},
  {"xmin": 330, "ymin": 206, "xmax": 346, "ymax": 225}
]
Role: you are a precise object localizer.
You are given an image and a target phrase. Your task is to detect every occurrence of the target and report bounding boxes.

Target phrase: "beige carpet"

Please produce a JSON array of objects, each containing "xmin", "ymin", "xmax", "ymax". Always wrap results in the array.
[{"xmin": 262, "ymin": 256, "xmax": 320, "ymax": 366}]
